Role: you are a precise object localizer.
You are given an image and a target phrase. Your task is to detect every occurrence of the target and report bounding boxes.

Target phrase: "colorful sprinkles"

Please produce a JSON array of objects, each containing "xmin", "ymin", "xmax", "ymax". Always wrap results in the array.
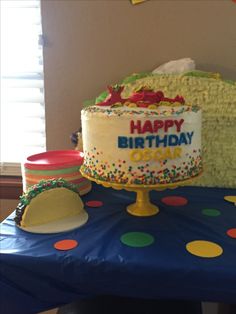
[
  {"xmin": 83, "ymin": 104, "xmax": 200, "ymax": 118},
  {"xmin": 82, "ymin": 148, "xmax": 202, "ymax": 185}
]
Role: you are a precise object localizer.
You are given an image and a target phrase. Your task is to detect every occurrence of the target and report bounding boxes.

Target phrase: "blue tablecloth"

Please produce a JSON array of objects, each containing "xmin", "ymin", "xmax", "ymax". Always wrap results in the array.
[{"xmin": 1, "ymin": 184, "xmax": 236, "ymax": 314}]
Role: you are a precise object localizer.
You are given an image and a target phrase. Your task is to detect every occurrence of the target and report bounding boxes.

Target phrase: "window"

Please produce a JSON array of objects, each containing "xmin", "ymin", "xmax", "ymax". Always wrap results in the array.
[{"xmin": 0, "ymin": 0, "xmax": 46, "ymax": 176}]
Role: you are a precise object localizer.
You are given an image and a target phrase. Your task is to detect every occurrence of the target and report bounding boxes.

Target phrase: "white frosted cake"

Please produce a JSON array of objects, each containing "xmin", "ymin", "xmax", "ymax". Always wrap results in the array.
[{"xmin": 81, "ymin": 86, "xmax": 202, "ymax": 185}]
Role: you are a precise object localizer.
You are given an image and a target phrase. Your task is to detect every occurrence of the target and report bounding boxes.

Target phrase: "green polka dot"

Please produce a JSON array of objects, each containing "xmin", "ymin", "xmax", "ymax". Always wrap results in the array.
[
  {"xmin": 202, "ymin": 209, "xmax": 221, "ymax": 217},
  {"xmin": 120, "ymin": 232, "xmax": 154, "ymax": 248}
]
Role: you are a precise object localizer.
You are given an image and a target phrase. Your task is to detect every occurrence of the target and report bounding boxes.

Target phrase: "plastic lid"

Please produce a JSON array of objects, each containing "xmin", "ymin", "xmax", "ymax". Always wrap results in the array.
[{"xmin": 24, "ymin": 150, "xmax": 84, "ymax": 170}]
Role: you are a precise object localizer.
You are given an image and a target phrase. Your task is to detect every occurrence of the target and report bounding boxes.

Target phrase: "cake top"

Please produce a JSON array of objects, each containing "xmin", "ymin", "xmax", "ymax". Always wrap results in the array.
[
  {"xmin": 82, "ymin": 83, "xmax": 201, "ymax": 117},
  {"xmin": 95, "ymin": 85, "xmax": 186, "ymax": 108}
]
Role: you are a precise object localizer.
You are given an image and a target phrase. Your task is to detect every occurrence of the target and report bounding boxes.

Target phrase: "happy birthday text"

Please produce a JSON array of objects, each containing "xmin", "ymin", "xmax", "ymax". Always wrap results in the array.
[{"xmin": 117, "ymin": 119, "xmax": 195, "ymax": 162}]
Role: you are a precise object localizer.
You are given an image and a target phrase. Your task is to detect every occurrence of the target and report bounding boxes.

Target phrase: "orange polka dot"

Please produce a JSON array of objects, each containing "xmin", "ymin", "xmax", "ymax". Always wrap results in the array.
[
  {"xmin": 227, "ymin": 228, "xmax": 236, "ymax": 239},
  {"xmin": 54, "ymin": 239, "xmax": 78, "ymax": 251}
]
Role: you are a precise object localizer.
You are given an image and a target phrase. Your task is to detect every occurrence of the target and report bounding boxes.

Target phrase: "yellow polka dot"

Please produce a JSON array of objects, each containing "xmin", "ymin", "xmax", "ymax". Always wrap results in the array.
[
  {"xmin": 224, "ymin": 195, "xmax": 236, "ymax": 204},
  {"xmin": 186, "ymin": 240, "xmax": 223, "ymax": 258}
]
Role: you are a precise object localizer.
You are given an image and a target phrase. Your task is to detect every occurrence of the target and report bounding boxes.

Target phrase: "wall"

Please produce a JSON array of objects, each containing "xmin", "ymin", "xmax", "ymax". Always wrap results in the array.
[{"xmin": 41, "ymin": 0, "xmax": 236, "ymax": 151}]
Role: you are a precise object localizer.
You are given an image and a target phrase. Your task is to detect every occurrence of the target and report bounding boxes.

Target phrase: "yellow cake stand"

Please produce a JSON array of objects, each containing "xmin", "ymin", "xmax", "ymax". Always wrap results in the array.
[{"xmin": 81, "ymin": 168, "xmax": 202, "ymax": 217}]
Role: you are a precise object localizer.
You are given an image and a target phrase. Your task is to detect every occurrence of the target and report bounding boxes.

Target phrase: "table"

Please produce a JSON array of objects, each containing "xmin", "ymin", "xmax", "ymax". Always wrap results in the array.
[{"xmin": 1, "ymin": 183, "xmax": 236, "ymax": 314}]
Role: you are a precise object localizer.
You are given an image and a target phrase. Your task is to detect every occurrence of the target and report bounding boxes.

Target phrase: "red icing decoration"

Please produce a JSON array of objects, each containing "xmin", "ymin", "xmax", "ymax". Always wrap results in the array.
[
  {"xmin": 162, "ymin": 95, "xmax": 185, "ymax": 104},
  {"xmin": 86, "ymin": 200, "xmax": 103, "ymax": 207},
  {"xmin": 227, "ymin": 228, "xmax": 236, "ymax": 238},
  {"xmin": 129, "ymin": 89, "xmax": 164, "ymax": 104},
  {"xmin": 161, "ymin": 196, "xmax": 188, "ymax": 206},
  {"xmin": 129, "ymin": 89, "xmax": 184, "ymax": 105},
  {"xmin": 96, "ymin": 86, "xmax": 185, "ymax": 107},
  {"xmin": 129, "ymin": 92, "xmax": 145, "ymax": 102},
  {"xmin": 97, "ymin": 86, "xmax": 127, "ymax": 106}
]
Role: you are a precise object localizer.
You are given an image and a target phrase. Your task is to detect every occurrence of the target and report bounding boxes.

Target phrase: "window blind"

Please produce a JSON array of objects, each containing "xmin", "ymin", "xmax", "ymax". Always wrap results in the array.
[{"xmin": 0, "ymin": 0, "xmax": 46, "ymax": 176}]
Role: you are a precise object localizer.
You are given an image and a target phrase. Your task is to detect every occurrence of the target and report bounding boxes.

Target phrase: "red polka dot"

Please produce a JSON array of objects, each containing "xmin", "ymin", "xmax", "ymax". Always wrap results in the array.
[
  {"xmin": 161, "ymin": 196, "xmax": 188, "ymax": 206},
  {"xmin": 227, "ymin": 228, "xmax": 236, "ymax": 239},
  {"xmin": 54, "ymin": 239, "xmax": 78, "ymax": 251},
  {"xmin": 86, "ymin": 200, "xmax": 103, "ymax": 208}
]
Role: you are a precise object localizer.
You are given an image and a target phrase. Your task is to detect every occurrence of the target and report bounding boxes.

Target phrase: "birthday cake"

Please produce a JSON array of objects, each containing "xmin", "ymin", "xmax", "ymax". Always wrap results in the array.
[
  {"xmin": 14, "ymin": 178, "xmax": 86, "ymax": 228},
  {"xmin": 81, "ymin": 86, "xmax": 202, "ymax": 185}
]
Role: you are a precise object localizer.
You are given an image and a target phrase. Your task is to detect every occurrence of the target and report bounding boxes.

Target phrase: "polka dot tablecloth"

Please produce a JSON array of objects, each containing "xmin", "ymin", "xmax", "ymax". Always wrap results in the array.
[
  {"xmin": 53, "ymin": 189, "xmax": 236, "ymax": 259},
  {"xmin": 1, "ymin": 185, "xmax": 236, "ymax": 313}
]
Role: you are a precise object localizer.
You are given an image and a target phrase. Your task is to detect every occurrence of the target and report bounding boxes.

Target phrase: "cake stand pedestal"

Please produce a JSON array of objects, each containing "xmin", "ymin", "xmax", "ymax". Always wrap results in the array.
[{"xmin": 81, "ymin": 169, "xmax": 202, "ymax": 217}]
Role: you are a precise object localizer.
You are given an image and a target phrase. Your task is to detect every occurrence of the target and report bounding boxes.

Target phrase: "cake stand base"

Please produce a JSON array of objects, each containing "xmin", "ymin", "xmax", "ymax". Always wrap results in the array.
[{"xmin": 126, "ymin": 188, "xmax": 159, "ymax": 217}]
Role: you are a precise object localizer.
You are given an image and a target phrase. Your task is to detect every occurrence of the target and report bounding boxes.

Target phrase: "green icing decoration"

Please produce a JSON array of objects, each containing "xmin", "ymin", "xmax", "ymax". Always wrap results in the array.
[
  {"xmin": 19, "ymin": 178, "xmax": 79, "ymax": 206},
  {"xmin": 222, "ymin": 79, "xmax": 235, "ymax": 86},
  {"xmin": 15, "ymin": 178, "xmax": 80, "ymax": 226},
  {"xmin": 183, "ymin": 70, "xmax": 235, "ymax": 85},
  {"xmin": 183, "ymin": 70, "xmax": 220, "ymax": 79},
  {"xmin": 95, "ymin": 90, "xmax": 109, "ymax": 104},
  {"xmin": 121, "ymin": 72, "xmax": 152, "ymax": 84},
  {"xmin": 183, "ymin": 70, "xmax": 235, "ymax": 84}
]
